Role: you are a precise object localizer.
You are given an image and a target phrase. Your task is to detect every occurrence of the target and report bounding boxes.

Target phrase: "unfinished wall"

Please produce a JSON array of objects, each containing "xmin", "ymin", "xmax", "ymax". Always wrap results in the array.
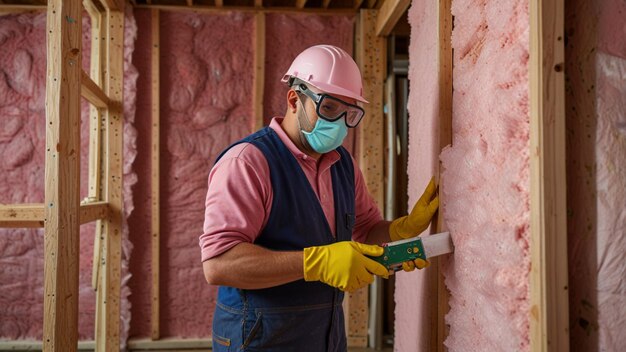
[
  {"xmin": 566, "ymin": 0, "xmax": 626, "ymax": 350},
  {"xmin": 0, "ymin": 10, "xmax": 138, "ymax": 343},
  {"xmin": 399, "ymin": 0, "xmax": 531, "ymax": 350},
  {"xmin": 127, "ymin": 10, "xmax": 356, "ymax": 339},
  {"xmin": 393, "ymin": 1, "xmax": 440, "ymax": 351}
]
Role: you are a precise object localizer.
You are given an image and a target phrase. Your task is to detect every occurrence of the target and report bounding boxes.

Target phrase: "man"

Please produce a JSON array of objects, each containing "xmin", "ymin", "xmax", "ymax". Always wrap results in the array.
[{"xmin": 200, "ymin": 45, "xmax": 438, "ymax": 351}]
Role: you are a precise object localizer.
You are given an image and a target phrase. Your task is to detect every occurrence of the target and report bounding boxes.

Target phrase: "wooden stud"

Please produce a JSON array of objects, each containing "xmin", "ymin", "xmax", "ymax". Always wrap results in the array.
[
  {"xmin": 366, "ymin": 0, "xmax": 377, "ymax": 9},
  {"xmin": 255, "ymin": 0, "xmax": 263, "ymax": 7},
  {"xmin": 433, "ymin": 0, "xmax": 453, "ymax": 350},
  {"xmin": 43, "ymin": 0, "xmax": 82, "ymax": 350},
  {"xmin": 186, "ymin": 0, "xmax": 193, "ymax": 6},
  {"xmin": 0, "ymin": 204, "xmax": 45, "ymax": 228},
  {"xmin": 375, "ymin": 0, "xmax": 409, "ymax": 37},
  {"xmin": 134, "ymin": 4, "xmax": 357, "ymax": 14},
  {"xmin": 128, "ymin": 338, "xmax": 211, "ymax": 350},
  {"xmin": 529, "ymin": 0, "xmax": 569, "ymax": 350},
  {"xmin": 0, "ymin": 4, "xmax": 45, "ymax": 14},
  {"xmin": 81, "ymin": 70, "xmax": 111, "ymax": 109},
  {"xmin": 150, "ymin": 8, "xmax": 161, "ymax": 342},
  {"xmin": 252, "ymin": 12, "xmax": 265, "ymax": 131},
  {"xmin": 84, "ymin": 4, "xmax": 107, "ymax": 292},
  {"xmin": 79, "ymin": 202, "xmax": 110, "ymax": 224},
  {"xmin": 215, "ymin": 0, "xmax": 224, "ymax": 7},
  {"xmin": 322, "ymin": 0, "xmax": 331, "ymax": 9},
  {"xmin": 353, "ymin": 0, "xmax": 364, "ymax": 9},
  {"xmin": 100, "ymin": 0, "xmax": 121, "ymax": 11},
  {"xmin": 96, "ymin": 6, "xmax": 125, "ymax": 352},
  {"xmin": 0, "ymin": 202, "xmax": 107, "ymax": 228},
  {"xmin": 295, "ymin": 0, "xmax": 307, "ymax": 9},
  {"xmin": 0, "ymin": 340, "xmax": 95, "ymax": 351},
  {"xmin": 350, "ymin": 9, "xmax": 386, "ymax": 348},
  {"xmin": 356, "ymin": 9, "xmax": 385, "ymax": 214}
]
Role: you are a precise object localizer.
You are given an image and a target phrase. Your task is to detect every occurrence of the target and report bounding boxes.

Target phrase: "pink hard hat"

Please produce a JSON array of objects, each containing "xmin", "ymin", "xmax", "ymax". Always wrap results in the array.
[{"xmin": 281, "ymin": 45, "xmax": 369, "ymax": 103}]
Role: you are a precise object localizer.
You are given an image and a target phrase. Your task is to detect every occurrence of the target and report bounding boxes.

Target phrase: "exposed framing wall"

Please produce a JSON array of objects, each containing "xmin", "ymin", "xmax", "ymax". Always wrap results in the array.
[
  {"xmin": 529, "ymin": 0, "xmax": 569, "ymax": 350},
  {"xmin": 0, "ymin": 0, "xmax": 571, "ymax": 350},
  {"xmin": 0, "ymin": 0, "xmax": 125, "ymax": 350}
]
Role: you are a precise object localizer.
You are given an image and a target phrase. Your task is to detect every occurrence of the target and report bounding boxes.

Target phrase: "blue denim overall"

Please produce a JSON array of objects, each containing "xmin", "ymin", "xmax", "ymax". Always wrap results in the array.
[{"xmin": 211, "ymin": 127, "xmax": 355, "ymax": 352}]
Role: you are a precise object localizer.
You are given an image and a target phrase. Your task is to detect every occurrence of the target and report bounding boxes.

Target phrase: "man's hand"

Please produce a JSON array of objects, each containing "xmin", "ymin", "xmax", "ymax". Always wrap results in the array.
[
  {"xmin": 389, "ymin": 177, "xmax": 439, "ymax": 242},
  {"xmin": 303, "ymin": 241, "xmax": 389, "ymax": 292}
]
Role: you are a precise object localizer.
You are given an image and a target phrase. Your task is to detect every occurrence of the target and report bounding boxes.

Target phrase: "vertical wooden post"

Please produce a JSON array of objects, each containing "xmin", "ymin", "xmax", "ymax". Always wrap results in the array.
[
  {"xmin": 434, "ymin": 0, "xmax": 453, "ymax": 350},
  {"xmin": 85, "ymin": 2, "xmax": 107, "ymax": 292},
  {"xmin": 43, "ymin": 0, "xmax": 82, "ymax": 350},
  {"xmin": 351, "ymin": 8, "xmax": 386, "ymax": 348},
  {"xmin": 97, "ymin": 6, "xmax": 125, "ymax": 352},
  {"xmin": 150, "ymin": 8, "xmax": 161, "ymax": 342},
  {"xmin": 253, "ymin": 12, "xmax": 265, "ymax": 131},
  {"xmin": 529, "ymin": 0, "xmax": 569, "ymax": 350}
]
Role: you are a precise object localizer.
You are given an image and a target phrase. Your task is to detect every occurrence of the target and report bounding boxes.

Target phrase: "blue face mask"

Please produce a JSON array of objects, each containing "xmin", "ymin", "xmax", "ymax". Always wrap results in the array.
[{"xmin": 302, "ymin": 117, "xmax": 348, "ymax": 154}]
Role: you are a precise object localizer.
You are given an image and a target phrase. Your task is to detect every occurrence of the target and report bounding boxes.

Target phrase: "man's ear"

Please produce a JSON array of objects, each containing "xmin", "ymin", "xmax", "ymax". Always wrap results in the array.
[{"xmin": 287, "ymin": 89, "xmax": 298, "ymax": 112}]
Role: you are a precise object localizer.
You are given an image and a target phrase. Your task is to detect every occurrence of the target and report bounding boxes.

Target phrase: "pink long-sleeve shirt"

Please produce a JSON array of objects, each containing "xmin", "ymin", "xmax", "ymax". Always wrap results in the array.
[{"xmin": 199, "ymin": 117, "xmax": 383, "ymax": 262}]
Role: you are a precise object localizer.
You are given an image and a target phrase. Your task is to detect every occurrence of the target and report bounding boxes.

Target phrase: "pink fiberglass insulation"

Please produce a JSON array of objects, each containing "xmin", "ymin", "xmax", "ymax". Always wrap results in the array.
[
  {"xmin": 0, "ymin": 10, "xmax": 138, "ymax": 345},
  {"xmin": 394, "ymin": 1, "xmax": 440, "ymax": 351},
  {"xmin": 157, "ymin": 11, "xmax": 254, "ymax": 338},
  {"xmin": 401, "ymin": 0, "xmax": 531, "ymax": 350},
  {"xmin": 127, "ymin": 8, "xmax": 153, "ymax": 338},
  {"xmin": 441, "ymin": 0, "xmax": 531, "ymax": 350},
  {"xmin": 566, "ymin": 0, "xmax": 626, "ymax": 350}
]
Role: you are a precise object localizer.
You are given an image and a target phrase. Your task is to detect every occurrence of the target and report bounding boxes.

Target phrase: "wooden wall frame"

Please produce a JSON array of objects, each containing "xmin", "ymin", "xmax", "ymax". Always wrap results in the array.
[
  {"xmin": 0, "ymin": 0, "xmax": 124, "ymax": 351},
  {"xmin": 529, "ymin": 0, "xmax": 569, "ymax": 350},
  {"xmin": 150, "ymin": 8, "xmax": 161, "ymax": 341}
]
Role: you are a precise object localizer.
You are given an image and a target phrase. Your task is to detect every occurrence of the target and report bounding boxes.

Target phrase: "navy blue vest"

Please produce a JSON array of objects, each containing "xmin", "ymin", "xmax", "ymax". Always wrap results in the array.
[{"xmin": 211, "ymin": 127, "xmax": 355, "ymax": 352}]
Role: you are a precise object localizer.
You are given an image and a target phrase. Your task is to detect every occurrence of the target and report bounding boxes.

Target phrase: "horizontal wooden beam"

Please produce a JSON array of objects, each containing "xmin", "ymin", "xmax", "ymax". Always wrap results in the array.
[
  {"xmin": 128, "ymin": 338, "xmax": 211, "ymax": 350},
  {"xmin": 0, "ymin": 204, "xmax": 44, "ymax": 228},
  {"xmin": 0, "ymin": 338, "xmax": 218, "ymax": 351},
  {"xmin": 81, "ymin": 70, "xmax": 110, "ymax": 109},
  {"xmin": 0, "ymin": 4, "xmax": 45, "ymax": 13},
  {"xmin": 0, "ymin": 340, "xmax": 95, "ymax": 351},
  {"xmin": 0, "ymin": 202, "xmax": 109, "ymax": 228},
  {"xmin": 134, "ymin": 4, "xmax": 356, "ymax": 14},
  {"xmin": 79, "ymin": 201, "xmax": 109, "ymax": 224},
  {"xmin": 375, "ymin": 0, "xmax": 409, "ymax": 37},
  {"xmin": 100, "ymin": 0, "xmax": 121, "ymax": 11}
]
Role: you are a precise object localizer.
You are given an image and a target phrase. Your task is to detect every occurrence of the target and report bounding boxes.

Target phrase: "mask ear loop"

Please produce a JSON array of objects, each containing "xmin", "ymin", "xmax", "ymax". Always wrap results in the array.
[{"xmin": 294, "ymin": 91, "xmax": 315, "ymax": 153}]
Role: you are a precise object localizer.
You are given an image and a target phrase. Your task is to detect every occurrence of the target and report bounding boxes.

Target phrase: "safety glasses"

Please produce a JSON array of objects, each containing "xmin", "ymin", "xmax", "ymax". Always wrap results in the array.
[{"xmin": 294, "ymin": 83, "xmax": 365, "ymax": 128}]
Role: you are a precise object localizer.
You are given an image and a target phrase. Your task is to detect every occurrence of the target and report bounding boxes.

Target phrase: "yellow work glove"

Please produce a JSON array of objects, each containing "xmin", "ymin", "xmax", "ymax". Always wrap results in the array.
[
  {"xmin": 401, "ymin": 258, "xmax": 431, "ymax": 272},
  {"xmin": 303, "ymin": 241, "xmax": 389, "ymax": 292},
  {"xmin": 389, "ymin": 177, "xmax": 439, "ymax": 242}
]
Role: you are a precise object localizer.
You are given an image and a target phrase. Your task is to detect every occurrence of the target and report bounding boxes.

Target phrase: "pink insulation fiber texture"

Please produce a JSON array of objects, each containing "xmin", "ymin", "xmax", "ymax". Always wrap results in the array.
[
  {"xmin": 157, "ymin": 10, "xmax": 255, "ymax": 338},
  {"xmin": 566, "ymin": 0, "xmax": 626, "ymax": 350},
  {"xmin": 440, "ymin": 0, "xmax": 531, "ymax": 350},
  {"xmin": 0, "ymin": 10, "xmax": 138, "ymax": 344},
  {"xmin": 394, "ymin": 1, "xmax": 441, "ymax": 351}
]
